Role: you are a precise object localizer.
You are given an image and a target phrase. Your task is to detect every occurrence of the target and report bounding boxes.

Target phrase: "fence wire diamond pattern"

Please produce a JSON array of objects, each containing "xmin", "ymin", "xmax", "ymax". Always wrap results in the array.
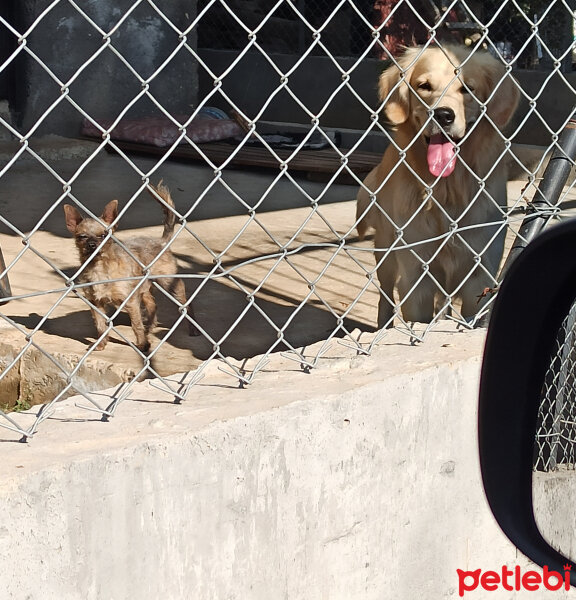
[{"xmin": 0, "ymin": 0, "xmax": 575, "ymax": 444}]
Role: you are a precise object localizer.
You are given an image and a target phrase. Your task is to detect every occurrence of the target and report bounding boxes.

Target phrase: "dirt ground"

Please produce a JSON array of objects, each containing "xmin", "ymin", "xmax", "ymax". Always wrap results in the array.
[
  {"xmin": 0, "ymin": 147, "xmax": 377, "ymax": 407},
  {"xmin": 0, "ymin": 142, "xmax": 571, "ymax": 408}
]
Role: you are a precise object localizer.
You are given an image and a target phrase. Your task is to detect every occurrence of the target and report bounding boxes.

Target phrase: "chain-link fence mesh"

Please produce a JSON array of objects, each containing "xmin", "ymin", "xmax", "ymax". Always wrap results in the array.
[
  {"xmin": 0, "ymin": 0, "xmax": 575, "ymax": 442},
  {"xmin": 535, "ymin": 303, "xmax": 576, "ymax": 471},
  {"xmin": 198, "ymin": 0, "xmax": 576, "ymax": 68}
]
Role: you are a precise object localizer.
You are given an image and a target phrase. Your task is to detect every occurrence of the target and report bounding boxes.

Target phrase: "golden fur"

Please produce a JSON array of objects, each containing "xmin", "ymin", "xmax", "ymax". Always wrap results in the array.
[
  {"xmin": 64, "ymin": 182, "xmax": 198, "ymax": 352},
  {"xmin": 356, "ymin": 45, "xmax": 520, "ymax": 327}
]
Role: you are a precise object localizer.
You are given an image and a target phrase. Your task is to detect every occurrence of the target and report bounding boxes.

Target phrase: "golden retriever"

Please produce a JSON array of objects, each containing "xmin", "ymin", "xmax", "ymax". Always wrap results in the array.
[{"xmin": 356, "ymin": 44, "xmax": 519, "ymax": 327}]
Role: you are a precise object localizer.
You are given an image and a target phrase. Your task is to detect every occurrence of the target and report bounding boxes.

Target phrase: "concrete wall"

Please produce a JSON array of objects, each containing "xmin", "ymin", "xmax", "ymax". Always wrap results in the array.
[
  {"xmin": 1, "ymin": 325, "xmax": 575, "ymax": 599},
  {"xmin": 7, "ymin": 0, "xmax": 575, "ymax": 147},
  {"xmin": 534, "ymin": 469, "xmax": 576, "ymax": 566},
  {"xmin": 11, "ymin": 0, "xmax": 198, "ymax": 137}
]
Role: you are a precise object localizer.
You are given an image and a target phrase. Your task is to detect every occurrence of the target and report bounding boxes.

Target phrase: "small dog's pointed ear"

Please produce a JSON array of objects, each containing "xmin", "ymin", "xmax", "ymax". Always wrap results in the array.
[
  {"xmin": 63, "ymin": 204, "xmax": 83, "ymax": 233},
  {"xmin": 100, "ymin": 200, "xmax": 119, "ymax": 227}
]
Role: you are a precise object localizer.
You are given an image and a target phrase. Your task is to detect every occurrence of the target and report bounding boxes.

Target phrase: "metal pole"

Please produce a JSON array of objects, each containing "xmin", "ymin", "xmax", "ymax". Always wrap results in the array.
[
  {"xmin": 499, "ymin": 109, "xmax": 576, "ymax": 282},
  {"xmin": 479, "ymin": 109, "xmax": 576, "ymax": 329},
  {"xmin": 0, "ymin": 244, "xmax": 11, "ymax": 303}
]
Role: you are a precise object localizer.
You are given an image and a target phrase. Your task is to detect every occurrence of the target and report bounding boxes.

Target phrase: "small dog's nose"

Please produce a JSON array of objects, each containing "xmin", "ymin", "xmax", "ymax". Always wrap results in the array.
[{"xmin": 434, "ymin": 107, "xmax": 455, "ymax": 128}]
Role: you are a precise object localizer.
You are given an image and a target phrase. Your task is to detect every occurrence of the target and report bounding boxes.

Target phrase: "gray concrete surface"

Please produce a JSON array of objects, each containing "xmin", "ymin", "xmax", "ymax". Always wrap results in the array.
[
  {"xmin": 0, "ymin": 326, "xmax": 575, "ymax": 598},
  {"xmin": 535, "ymin": 468, "xmax": 576, "ymax": 566},
  {"xmin": 10, "ymin": 1, "xmax": 199, "ymax": 137}
]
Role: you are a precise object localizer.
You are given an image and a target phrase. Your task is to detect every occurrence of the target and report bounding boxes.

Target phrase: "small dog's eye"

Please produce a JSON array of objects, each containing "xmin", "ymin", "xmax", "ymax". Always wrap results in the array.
[
  {"xmin": 417, "ymin": 81, "xmax": 432, "ymax": 92},
  {"xmin": 461, "ymin": 84, "xmax": 474, "ymax": 95},
  {"xmin": 77, "ymin": 234, "xmax": 88, "ymax": 240}
]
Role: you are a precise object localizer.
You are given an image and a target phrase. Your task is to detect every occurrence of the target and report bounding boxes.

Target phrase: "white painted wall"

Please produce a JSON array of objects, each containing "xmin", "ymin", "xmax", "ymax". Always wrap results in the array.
[{"xmin": 0, "ymin": 326, "xmax": 574, "ymax": 599}]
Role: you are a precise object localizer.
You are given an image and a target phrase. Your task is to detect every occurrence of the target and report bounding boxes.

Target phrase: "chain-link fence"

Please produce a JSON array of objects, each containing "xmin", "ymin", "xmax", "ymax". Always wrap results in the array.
[
  {"xmin": 1, "ymin": 0, "xmax": 576, "ymax": 442},
  {"xmin": 535, "ymin": 303, "xmax": 576, "ymax": 471},
  {"xmin": 199, "ymin": 0, "xmax": 575, "ymax": 68}
]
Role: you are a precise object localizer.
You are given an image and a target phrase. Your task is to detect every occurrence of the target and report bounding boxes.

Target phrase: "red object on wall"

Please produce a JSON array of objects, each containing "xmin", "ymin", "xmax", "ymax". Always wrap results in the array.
[
  {"xmin": 372, "ymin": 1, "xmax": 462, "ymax": 58},
  {"xmin": 372, "ymin": 0, "xmax": 433, "ymax": 57}
]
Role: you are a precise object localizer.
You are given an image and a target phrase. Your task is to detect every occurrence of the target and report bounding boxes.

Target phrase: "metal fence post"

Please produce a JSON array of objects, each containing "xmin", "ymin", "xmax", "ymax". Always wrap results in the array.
[
  {"xmin": 0, "ymin": 243, "xmax": 11, "ymax": 303},
  {"xmin": 499, "ymin": 109, "xmax": 576, "ymax": 282}
]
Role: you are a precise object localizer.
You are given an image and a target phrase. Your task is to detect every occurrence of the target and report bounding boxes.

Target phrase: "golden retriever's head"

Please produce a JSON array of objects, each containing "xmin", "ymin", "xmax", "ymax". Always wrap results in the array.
[{"xmin": 378, "ymin": 45, "xmax": 520, "ymax": 177}]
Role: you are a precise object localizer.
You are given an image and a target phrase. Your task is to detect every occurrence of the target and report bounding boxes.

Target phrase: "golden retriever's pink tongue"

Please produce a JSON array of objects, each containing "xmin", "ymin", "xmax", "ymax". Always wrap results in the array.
[{"xmin": 427, "ymin": 134, "xmax": 456, "ymax": 177}]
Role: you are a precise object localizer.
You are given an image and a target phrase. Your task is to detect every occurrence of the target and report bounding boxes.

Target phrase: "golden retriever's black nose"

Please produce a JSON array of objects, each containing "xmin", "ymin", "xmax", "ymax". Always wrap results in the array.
[{"xmin": 434, "ymin": 107, "xmax": 455, "ymax": 127}]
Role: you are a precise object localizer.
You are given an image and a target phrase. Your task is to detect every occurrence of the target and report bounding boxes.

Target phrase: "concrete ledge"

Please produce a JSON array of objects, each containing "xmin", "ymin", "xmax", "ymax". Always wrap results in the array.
[
  {"xmin": 0, "ymin": 326, "xmax": 136, "ymax": 410},
  {"xmin": 0, "ymin": 325, "xmax": 574, "ymax": 599}
]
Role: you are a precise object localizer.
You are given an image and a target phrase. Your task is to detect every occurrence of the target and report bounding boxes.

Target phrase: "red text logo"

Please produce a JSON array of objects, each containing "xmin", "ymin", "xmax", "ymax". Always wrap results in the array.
[{"xmin": 457, "ymin": 564, "xmax": 571, "ymax": 596}]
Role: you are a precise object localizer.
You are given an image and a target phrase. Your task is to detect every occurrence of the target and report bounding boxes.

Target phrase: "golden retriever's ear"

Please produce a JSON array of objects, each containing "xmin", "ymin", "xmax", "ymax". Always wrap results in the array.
[
  {"xmin": 488, "ymin": 72, "xmax": 520, "ymax": 128},
  {"xmin": 478, "ymin": 55, "xmax": 520, "ymax": 128},
  {"xmin": 378, "ymin": 65, "xmax": 410, "ymax": 125},
  {"xmin": 378, "ymin": 47, "xmax": 423, "ymax": 125}
]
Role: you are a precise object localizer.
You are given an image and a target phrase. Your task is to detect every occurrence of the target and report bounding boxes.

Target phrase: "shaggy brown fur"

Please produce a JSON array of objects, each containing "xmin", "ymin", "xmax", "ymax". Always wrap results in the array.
[
  {"xmin": 64, "ymin": 182, "xmax": 199, "ymax": 352},
  {"xmin": 356, "ymin": 45, "xmax": 520, "ymax": 327}
]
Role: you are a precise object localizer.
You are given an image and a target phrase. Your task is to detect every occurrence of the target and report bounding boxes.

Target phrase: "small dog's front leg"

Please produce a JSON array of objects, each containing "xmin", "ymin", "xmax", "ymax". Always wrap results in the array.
[
  {"xmin": 125, "ymin": 298, "xmax": 151, "ymax": 353},
  {"xmin": 141, "ymin": 290, "xmax": 158, "ymax": 332},
  {"xmin": 91, "ymin": 307, "xmax": 110, "ymax": 351},
  {"xmin": 172, "ymin": 278, "xmax": 200, "ymax": 336}
]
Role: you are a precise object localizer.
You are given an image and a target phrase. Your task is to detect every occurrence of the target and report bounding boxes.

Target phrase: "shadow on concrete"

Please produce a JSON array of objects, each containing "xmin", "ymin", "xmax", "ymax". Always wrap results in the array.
[
  {"xmin": 0, "ymin": 152, "xmax": 356, "ymax": 237},
  {"xmin": 5, "ymin": 274, "xmax": 367, "ymax": 365}
]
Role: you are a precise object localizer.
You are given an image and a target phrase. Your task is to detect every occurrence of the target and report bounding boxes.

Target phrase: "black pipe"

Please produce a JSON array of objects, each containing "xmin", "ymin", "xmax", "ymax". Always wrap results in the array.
[
  {"xmin": 499, "ymin": 109, "xmax": 576, "ymax": 281},
  {"xmin": 0, "ymin": 245, "xmax": 11, "ymax": 302}
]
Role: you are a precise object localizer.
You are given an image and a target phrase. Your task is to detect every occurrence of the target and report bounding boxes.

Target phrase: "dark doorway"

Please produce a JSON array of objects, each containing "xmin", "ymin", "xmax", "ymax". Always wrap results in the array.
[{"xmin": 0, "ymin": 1, "xmax": 17, "ymax": 100}]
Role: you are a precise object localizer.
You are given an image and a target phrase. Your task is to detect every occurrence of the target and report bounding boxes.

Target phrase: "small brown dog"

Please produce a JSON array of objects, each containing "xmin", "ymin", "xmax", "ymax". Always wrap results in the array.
[{"xmin": 64, "ymin": 182, "xmax": 199, "ymax": 352}]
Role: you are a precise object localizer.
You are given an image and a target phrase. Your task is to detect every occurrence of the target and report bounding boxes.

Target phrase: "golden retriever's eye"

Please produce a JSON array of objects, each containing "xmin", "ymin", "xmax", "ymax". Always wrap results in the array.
[
  {"xmin": 461, "ymin": 84, "xmax": 475, "ymax": 95},
  {"xmin": 417, "ymin": 81, "xmax": 432, "ymax": 92}
]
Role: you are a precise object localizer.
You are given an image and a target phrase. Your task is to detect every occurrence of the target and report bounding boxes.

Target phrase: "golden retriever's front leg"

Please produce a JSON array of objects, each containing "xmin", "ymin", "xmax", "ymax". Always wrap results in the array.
[
  {"xmin": 460, "ymin": 271, "xmax": 496, "ymax": 319},
  {"xmin": 375, "ymin": 251, "xmax": 397, "ymax": 329},
  {"xmin": 397, "ymin": 265, "xmax": 436, "ymax": 324},
  {"xmin": 460, "ymin": 223, "xmax": 504, "ymax": 319}
]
